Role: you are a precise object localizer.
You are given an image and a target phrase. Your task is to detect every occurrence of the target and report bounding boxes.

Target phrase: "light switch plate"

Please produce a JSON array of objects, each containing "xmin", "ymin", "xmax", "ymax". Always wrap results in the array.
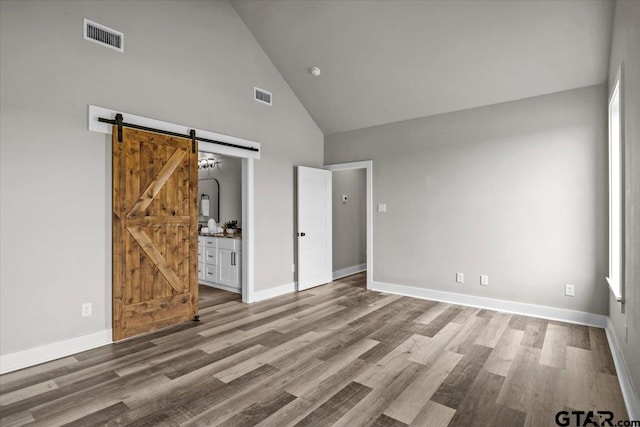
[
  {"xmin": 565, "ymin": 284, "xmax": 575, "ymax": 297},
  {"xmin": 480, "ymin": 275, "xmax": 489, "ymax": 286},
  {"xmin": 82, "ymin": 303, "xmax": 92, "ymax": 317},
  {"xmin": 456, "ymin": 273, "xmax": 464, "ymax": 283},
  {"xmin": 377, "ymin": 203, "xmax": 387, "ymax": 212}
]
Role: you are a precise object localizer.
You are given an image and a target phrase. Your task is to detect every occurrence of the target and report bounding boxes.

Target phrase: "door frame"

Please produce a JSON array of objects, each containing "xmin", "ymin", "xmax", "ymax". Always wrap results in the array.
[
  {"xmin": 324, "ymin": 160, "xmax": 373, "ymax": 290},
  {"xmin": 88, "ymin": 106, "xmax": 260, "ymax": 332}
]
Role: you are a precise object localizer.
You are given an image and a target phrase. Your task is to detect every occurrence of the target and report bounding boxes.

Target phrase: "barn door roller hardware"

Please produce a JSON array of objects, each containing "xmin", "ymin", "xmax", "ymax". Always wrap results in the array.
[
  {"xmin": 98, "ymin": 114, "xmax": 260, "ymax": 153},
  {"xmin": 115, "ymin": 113, "xmax": 123, "ymax": 143},
  {"xmin": 190, "ymin": 129, "xmax": 196, "ymax": 153}
]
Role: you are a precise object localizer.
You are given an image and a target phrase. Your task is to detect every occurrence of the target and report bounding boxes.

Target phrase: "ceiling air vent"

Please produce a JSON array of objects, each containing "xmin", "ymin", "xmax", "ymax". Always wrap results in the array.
[
  {"xmin": 254, "ymin": 87, "xmax": 272, "ymax": 106},
  {"xmin": 84, "ymin": 19, "xmax": 124, "ymax": 52}
]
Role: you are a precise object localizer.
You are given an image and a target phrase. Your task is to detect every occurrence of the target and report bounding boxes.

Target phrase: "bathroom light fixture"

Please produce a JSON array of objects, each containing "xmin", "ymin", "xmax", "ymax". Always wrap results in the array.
[
  {"xmin": 198, "ymin": 158, "xmax": 220, "ymax": 169},
  {"xmin": 310, "ymin": 66, "xmax": 321, "ymax": 77}
]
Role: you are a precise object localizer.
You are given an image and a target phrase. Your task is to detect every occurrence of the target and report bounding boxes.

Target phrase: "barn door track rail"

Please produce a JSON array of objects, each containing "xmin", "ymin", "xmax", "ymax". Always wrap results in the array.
[{"xmin": 98, "ymin": 114, "xmax": 260, "ymax": 154}]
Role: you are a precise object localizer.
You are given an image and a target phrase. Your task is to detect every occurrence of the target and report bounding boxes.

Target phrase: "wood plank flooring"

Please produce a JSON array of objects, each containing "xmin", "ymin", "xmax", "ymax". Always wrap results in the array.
[{"xmin": 0, "ymin": 272, "xmax": 628, "ymax": 426}]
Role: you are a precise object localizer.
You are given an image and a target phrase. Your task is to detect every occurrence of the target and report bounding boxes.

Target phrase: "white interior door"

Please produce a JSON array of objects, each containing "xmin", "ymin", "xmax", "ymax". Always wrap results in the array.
[{"xmin": 297, "ymin": 166, "xmax": 332, "ymax": 291}]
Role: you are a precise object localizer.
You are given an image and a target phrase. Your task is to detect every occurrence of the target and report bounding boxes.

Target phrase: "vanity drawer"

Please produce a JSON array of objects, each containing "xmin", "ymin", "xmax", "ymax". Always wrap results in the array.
[
  {"xmin": 198, "ymin": 236, "xmax": 203, "ymax": 244},
  {"xmin": 198, "ymin": 244, "xmax": 204, "ymax": 264},
  {"xmin": 203, "ymin": 237, "xmax": 217, "ymax": 248},
  {"xmin": 204, "ymin": 247, "xmax": 217, "ymax": 266},
  {"xmin": 217, "ymin": 238, "xmax": 239, "ymax": 251},
  {"xmin": 198, "ymin": 262, "xmax": 204, "ymax": 280},
  {"xmin": 204, "ymin": 264, "xmax": 217, "ymax": 282}
]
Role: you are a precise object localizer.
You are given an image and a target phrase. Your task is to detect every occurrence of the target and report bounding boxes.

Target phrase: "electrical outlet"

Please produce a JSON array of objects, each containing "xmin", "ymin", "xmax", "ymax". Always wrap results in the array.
[
  {"xmin": 565, "ymin": 284, "xmax": 575, "ymax": 297},
  {"xmin": 377, "ymin": 203, "xmax": 387, "ymax": 213},
  {"xmin": 82, "ymin": 303, "xmax": 92, "ymax": 317},
  {"xmin": 480, "ymin": 275, "xmax": 489, "ymax": 286},
  {"xmin": 456, "ymin": 273, "xmax": 464, "ymax": 283}
]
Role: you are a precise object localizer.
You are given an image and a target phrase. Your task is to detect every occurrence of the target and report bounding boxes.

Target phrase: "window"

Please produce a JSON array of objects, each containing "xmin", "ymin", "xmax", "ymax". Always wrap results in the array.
[{"xmin": 607, "ymin": 67, "xmax": 623, "ymax": 302}]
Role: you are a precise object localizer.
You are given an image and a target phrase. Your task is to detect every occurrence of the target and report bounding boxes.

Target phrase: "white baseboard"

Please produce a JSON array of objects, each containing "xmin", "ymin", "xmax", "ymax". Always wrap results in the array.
[
  {"xmin": 252, "ymin": 282, "xmax": 296, "ymax": 303},
  {"xmin": 333, "ymin": 264, "xmax": 367, "ymax": 280},
  {"xmin": 605, "ymin": 319, "xmax": 640, "ymax": 420},
  {"xmin": 0, "ymin": 329, "xmax": 113, "ymax": 375},
  {"xmin": 370, "ymin": 281, "xmax": 607, "ymax": 328}
]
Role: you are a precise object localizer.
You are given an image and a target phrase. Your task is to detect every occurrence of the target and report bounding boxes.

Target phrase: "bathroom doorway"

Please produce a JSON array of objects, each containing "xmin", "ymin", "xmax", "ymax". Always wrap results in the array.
[{"xmin": 197, "ymin": 153, "xmax": 244, "ymax": 297}]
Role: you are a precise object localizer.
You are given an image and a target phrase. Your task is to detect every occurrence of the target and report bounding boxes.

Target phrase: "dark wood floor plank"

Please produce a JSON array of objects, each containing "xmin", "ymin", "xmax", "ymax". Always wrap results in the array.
[
  {"xmin": 219, "ymin": 390, "xmax": 297, "ymax": 427},
  {"xmin": 295, "ymin": 381, "xmax": 372, "ymax": 426},
  {"xmin": 0, "ymin": 277, "xmax": 627, "ymax": 427},
  {"xmin": 447, "ymin": 370, "xmax": 510, "ymax": 427},
  {"xmin": 475, "ymin": 312, "xmax": 512, "ymax": 348},
  {"xmin": 539, "ymin": 323, "xmax": 568, "ymax": 369},
  {"xmin": 409, "ymin": 401, "xmax": 455, "ymax": 427},
  {"xmin": 507, "ymin": 314, "xmax": 529, "ymax": 330},
  {"xmin": 523, "ymin": 363, "xmax": 563, "ymax": 427},
  {"xmin": 520, "ymin": 317, "xmax": 548, "ymax": 349},
  {"xmin": 495, "ymin": 345, "xmax": 541, "ymax": 412},
  {"xmin": 588, "ymin": 326, "xmax": 616, "ymax": 375},
  {"xmin": 429, "ymin": 344, "xmax": 492, "ymax": 410},
  {"xmin": 566, "ymin": 323, "xmax": 591, "ymax": 350},
  {"xmin": 372, "ymin": 413, "xmax": 409, "ymax": 427},
  {"xmin": 483, "ymin": 327, "xmax": 525, "ymax": 376},
  {"xmin": 62, "ymin": 401, "xmax": 129, "ymax": 427},
  {"xmin": 418, "ymin": 306, "xmax": 465, "ymax": 337},
  {"xmin": 335, "ymin": 361, "xmax": 424, "ymax": 426},
  {"xmin": 0, "ymin": 370, "xmax": 119, "ymax": 419},
  {"xmin": 384, "ymin": 350, "xmax": 462, "ymax": 424},
  {"xmin": 259, "ymin": 355, "xmax": 374, "ymax": 426}
]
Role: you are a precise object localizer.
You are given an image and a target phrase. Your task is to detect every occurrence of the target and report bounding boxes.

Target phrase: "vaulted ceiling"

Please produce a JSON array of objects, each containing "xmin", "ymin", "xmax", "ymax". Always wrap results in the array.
[{"xmin": 231, "ymin": 0, "xmax": 614, "ymax": 135}]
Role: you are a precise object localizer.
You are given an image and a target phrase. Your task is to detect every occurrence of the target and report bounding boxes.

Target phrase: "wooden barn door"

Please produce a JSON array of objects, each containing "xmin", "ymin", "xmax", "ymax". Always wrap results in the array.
[{"xmin": 112, "ymin": 127, "xmax": 198, "ymax": 341}]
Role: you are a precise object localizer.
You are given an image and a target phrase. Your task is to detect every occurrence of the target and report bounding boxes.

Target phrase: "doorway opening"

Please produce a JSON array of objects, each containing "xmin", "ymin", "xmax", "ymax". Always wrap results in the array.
[
  {"xmin": 197, "ymin": 141, "xmax": 257, "ymax": 304},
  {"xmin": 325, "ymin": 161, "xmax": 373, "ymax": 290},
  {"xmin": 197, "ymin": 152, "xmax": 244, "ymax": 300}
]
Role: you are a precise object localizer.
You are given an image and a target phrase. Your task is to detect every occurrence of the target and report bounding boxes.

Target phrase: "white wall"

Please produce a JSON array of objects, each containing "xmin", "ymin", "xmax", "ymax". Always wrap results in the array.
[
  {"xmin": 608, "ymin": 0, "xmax": 640, "ymax": 406},
  {"xmin": 332, "ymin": 169, "xmax": 366, "ymax": 271},
  {"xmin": 0, "ymin": 0, "xmax": 323, "ymax": 356},
  {"xmin": 326, "ymin": 85, "xmax": 608, "ymax": 315}
]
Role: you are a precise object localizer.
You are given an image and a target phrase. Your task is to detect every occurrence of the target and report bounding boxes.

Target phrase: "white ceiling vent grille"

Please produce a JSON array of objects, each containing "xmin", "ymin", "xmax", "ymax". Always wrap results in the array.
[
  {"xmin": 254, "ymin": 87, "xmax": 272, "ymax": 106},
  {"xmin": 84, "ymin": 19, "xmax": 124, "ymax": 52}
]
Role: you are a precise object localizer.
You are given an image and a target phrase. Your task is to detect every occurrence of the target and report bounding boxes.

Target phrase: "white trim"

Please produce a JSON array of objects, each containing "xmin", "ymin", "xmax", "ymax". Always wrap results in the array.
[
  {"xmin": 333, "ymin": 264, "xmax": 367, "ymax": 280},
  {"xmin": 252, "ymin": 283, "xmax": 296, "ymax": 302},
  {"xmin": 0, "ymin": 329, "xmax": 112, "ymax": 374},
  {"xmin": 605, "ymin": 319, "xmax": 640, "ymax": 420},
  {"xmin": 607, "ymin": 277, "xmax": 623, "ymax": 302},
  {"xmin": 371, "ymin": 281, "xmax": 607, "ymax": 328},
  {"xmin": 607, "ymin": 64, "xmax": 625, "ymax": 304},
  {"xmin": 242, "ymin": 158, "xmax": 255, "ymax": 303},
  {"xmin": 325, "ymin": 160, "xmax": 373, "ymax": 290},
  {"xmin": 88, "ymin": 105, "xmax": 260, "ymax": 159}
]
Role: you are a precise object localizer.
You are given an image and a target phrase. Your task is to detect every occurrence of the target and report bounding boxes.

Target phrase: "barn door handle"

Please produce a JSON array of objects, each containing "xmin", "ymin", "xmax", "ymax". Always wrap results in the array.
[{"xmin": 298, "ymin": 232, "xmax": 306, "ymax": 237}]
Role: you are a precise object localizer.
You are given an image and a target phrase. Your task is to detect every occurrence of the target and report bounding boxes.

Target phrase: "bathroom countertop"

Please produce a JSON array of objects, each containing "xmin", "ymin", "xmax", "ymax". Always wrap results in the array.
[{"xmin": 199, "ymin": 233, "xmax": 242, "ymax": 240}]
